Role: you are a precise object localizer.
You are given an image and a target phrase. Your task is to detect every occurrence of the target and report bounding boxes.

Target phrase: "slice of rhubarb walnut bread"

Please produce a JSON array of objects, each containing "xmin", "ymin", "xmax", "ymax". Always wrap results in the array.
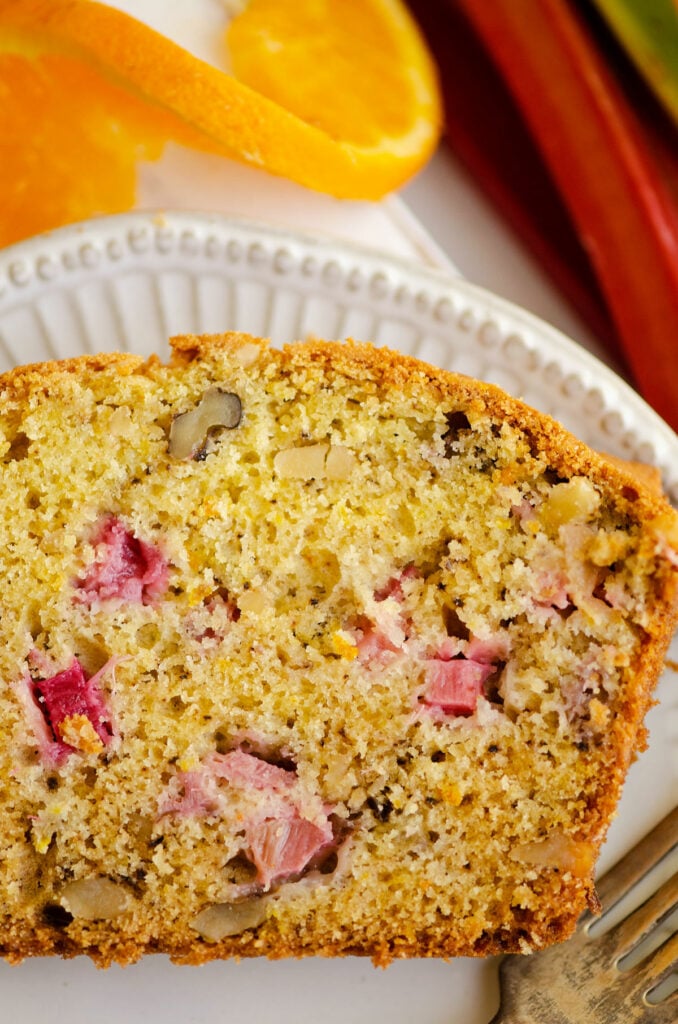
[{"xmin": 0, "ymin": 333, "xmax": 676, "ymax": 966}]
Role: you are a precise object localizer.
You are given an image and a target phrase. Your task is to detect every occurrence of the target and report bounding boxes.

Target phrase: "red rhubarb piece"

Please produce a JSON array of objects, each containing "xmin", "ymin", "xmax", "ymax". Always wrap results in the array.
[
  {"xmin": 210, "ymin": 749, "xmax": 296, "ymax": 792},
  {"xmin": 422, "ymin": 656, "xmax": 493, "ymax": 716},
  {"xmin": 76, "ymin": 515, "xmax": 168, "ymax": 605},
  {"xmin": 245, "ymin": 813, "xmax": 334, "ymax": 890},
  {"xmin": 26, "ymin": 657, "xmax": 114, "ymax": 761},
  {"xmin": 454, "ymin": 0, "xmax": 678, "ymax": 429}
]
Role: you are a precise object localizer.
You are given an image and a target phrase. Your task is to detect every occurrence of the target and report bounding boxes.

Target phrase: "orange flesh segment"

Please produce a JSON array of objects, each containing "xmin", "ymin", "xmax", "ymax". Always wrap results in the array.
[
  {"xmin": 0, "ymin": 50, "xmax": 173, "ymax": 247},
  {"xmin": 228, "ymin": 0, "xmax": 436, "ymax": 149}
]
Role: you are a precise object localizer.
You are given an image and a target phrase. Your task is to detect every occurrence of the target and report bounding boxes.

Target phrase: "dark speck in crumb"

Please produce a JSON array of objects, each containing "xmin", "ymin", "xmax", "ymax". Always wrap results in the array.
[
  {"xmin": 367, "ymin": 795, "xmax": 394, "ymax": 823},
  {"xmin": 442, "ymin": 411, "xmax": 472, "ymax": 456},
  {"xmin": 42, "ymin": 904, "xmax": 73, "ymax": 929}
]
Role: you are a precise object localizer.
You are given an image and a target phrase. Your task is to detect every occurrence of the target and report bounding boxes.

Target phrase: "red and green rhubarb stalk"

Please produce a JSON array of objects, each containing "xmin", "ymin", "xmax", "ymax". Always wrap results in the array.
[{"xmin": 454, "ymin": 0, "xmax": 678, "ymax": 431}]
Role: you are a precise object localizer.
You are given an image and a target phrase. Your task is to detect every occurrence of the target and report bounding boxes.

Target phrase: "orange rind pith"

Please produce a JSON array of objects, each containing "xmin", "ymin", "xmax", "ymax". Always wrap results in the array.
[{"xmin": 0, "ymin": 0, "xmax": 441, "ymax": 247}]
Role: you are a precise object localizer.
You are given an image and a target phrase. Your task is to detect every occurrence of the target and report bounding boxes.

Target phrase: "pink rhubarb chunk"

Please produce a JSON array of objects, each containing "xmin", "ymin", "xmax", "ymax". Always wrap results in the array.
[
  {"xmin": 246, "ymin": 813, "xmax": 334, "ymax": 890},
  {"xmin": 355, "ymin": 624, "xmax": 402, "ymax": 663},
  {"xmin": 466, "ymin": 634, "xmax": 511, "ymax": 663},
  {"xmin": 159, "ymin": 748, "xmax": 336, "ymax": 889},
  {"xmin": 219, "ymin": 752, "xmax": 334, "ymax": 886},
  {"xmin": 157, "ymin": 768, "xmax": 222, "ymax": 818},
  {"xmin": 26, "ymin": 658, "xmax": 113, "ymax": 763},
  {"xmin": 374, "ymin": 564, "xmax": 420, "ymax": 603},
  {"xmin": 422, "ymin": 657, "xmax": 494, "ymax": 716},
  {"xmin": 210, "ymin": 750, "xmax": 295, "ymax": 792},
  {"xmin": 76, "ymin": 515, "xmax": 168, "ymax": 605}
]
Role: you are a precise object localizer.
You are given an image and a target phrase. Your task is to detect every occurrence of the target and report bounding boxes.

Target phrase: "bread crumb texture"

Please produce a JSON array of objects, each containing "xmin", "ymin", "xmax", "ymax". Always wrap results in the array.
[{"xmin": 0, "ymin": 334, "xmax": 676, "ymax": 967}]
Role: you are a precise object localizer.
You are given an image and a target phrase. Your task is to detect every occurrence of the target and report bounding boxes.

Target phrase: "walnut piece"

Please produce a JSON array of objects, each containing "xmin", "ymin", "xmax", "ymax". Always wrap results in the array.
[
  {"xmin": 60, "ymin": 878, "xmax": 130, "ymax": 920},
  {"xmin": 325, "ymin": 445, "xmax": 357, "ymax": 480},
  {"xmin": 509, "ymin": 832, "xmax": 595, "ymax": 877},
  {"xmin": 539, "ymin": 478, "xmax": 600, "ymax": 531},
  {"xmin": 169, "ymin": 388, "xmax": 242, "ymax": 460},
  {"xmin": 274, "ymin": 443, "xmax": 356, "ymax": 481},
  {"xmin": 190, "ymin": 897, "xmax": 269, "ymax": 941}
]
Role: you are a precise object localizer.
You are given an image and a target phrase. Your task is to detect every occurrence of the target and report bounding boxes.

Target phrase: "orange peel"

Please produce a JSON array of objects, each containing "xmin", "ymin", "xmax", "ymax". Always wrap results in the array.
[{"xmin": 0, "ymin": 0, "xmax": 441, "ymax": 201}]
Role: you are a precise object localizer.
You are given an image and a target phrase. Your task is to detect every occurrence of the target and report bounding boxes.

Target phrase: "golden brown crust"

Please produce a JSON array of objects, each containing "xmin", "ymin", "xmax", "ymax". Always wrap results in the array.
[{"xmin": 2, "ymin": 881, "xmax": 585, "ymax": 966}]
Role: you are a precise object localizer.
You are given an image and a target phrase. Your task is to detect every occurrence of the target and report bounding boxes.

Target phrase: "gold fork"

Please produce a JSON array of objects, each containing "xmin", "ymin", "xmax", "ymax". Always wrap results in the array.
[{"xmin": 491, "ymin": 806, "xmax": 678, "ymax": 1023}]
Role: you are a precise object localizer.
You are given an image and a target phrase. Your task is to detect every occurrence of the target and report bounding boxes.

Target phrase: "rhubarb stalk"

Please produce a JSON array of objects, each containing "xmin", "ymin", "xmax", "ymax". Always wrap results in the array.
[
  {"xmin": 406, "ymin": 0, "xmax": 618, "ymax": 354},
  {"xmin": 456, "ymin": 0, "xmax": 678, "ymax": 430}
]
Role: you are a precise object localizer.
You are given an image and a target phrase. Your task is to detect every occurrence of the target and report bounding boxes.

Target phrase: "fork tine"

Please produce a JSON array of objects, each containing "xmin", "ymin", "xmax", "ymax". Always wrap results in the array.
[
  {"xmin": 606, "ymin": 872, "xmax": 678, "ymax": 959},
  {"xmin": 596, "ymin": 807, "xmax": 678, "ymax": 911},
  {"xmin": 643, "ymin": 988, "xmax": 678, "ymax": 1024},
  {"xmin": 631, "ymin": 930, "xmax": 678, "ymax": 994}
]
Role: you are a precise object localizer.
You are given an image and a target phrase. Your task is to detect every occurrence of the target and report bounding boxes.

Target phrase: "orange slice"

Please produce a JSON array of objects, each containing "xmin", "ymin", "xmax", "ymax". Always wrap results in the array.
[
  {"xmin": 0, "ymin": 50, "xmax": 178, "ymax": 247},
  {"xmin": 0, "ymin": 0, "xmax": 441, "ymax": 210}
]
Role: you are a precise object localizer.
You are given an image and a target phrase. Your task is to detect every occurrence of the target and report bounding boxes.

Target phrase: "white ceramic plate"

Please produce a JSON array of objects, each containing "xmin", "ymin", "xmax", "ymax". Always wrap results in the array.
[{"xmin": 0, "ymin": 212, "xmax": 676, "ymax": 1024}]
